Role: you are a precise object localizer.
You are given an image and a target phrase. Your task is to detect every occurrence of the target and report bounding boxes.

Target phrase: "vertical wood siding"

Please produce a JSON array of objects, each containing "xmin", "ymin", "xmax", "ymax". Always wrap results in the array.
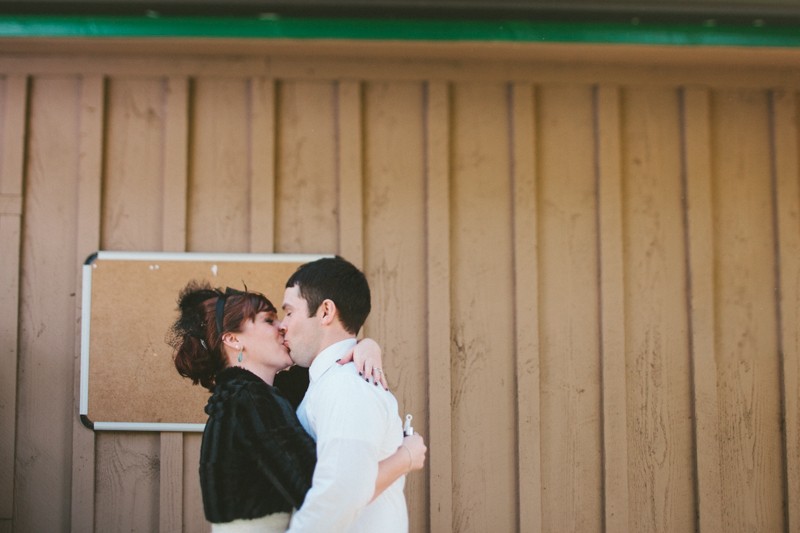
[
  {"xmin": 596, "ymin": 84, "xmax": 629, "ymax": 533},
  {"xmin": 772, "ymin": 89, "xmax": 800, "ymax": 533},
  {"xmin": 450, "ymin": 82, "xmax": 517, "ymax": 533},
  {"xmin": 537, "ymin": 84, "xmax": 604, "ymax": 532},
  {"xmin": 621, "ymin": 87, "xmax": 694, "ymax": 533},
  {"xmin": 511, "ymin": 82, "xmax": 542, "ymax": 533},
  {"xmin": 0, "ymin": 74, "xmax": 26, "ymax": 533},
  {"xmin": 18, "ymin": 76, "xmax": 84, "ymax": 533},
  {"xmin": 713, "ymin": 90, "xmax": 785, "ymax": 532},
  {"xmin": 423, "ymin": 80, "xmax": 454, "ymax": 533},
  {"xmin": 2, "ymin": 46, "xmax": 799, "ymax": 532},
  {"xmin": 683, "ymin": 87, "xmax": 725, "ymax": 533},
  {"xmin": 362, "ymin": 80, "xmax": 429, "ymax": 533},
  {"xmin": 71, "ymin": 74, "xmax": 104, "ymax": 533}
]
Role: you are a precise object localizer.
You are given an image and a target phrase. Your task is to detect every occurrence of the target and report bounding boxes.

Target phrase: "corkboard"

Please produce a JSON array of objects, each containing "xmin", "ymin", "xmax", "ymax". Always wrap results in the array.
[{"xmin": 79, "ymin": 251, "xmax": 327, "ymax": 431}]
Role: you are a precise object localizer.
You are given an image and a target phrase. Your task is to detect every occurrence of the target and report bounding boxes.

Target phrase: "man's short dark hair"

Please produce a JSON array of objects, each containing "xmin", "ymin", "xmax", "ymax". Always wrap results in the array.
[{"xmin": 285, "ymin": 256, "xmax": 371, "ymax": 334}]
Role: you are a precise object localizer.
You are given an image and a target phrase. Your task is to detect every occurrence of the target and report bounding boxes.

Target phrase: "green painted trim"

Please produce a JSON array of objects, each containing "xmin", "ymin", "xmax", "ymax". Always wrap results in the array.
[{"xmin": 0, "ymin": 15, "xmax": 799, "ymax": 48}]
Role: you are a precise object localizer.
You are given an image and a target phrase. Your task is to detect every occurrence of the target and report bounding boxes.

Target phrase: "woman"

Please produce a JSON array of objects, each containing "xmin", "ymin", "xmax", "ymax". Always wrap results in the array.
[{"xmin": 168, "ymin": 281, "xmax": 425, "ymax": 532}]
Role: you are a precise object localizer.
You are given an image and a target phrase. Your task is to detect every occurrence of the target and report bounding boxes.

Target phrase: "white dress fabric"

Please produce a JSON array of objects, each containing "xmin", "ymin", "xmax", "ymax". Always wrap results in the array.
[{"xmin": 211, "ymin": 511, "xmax": 292, "ymax": 533}]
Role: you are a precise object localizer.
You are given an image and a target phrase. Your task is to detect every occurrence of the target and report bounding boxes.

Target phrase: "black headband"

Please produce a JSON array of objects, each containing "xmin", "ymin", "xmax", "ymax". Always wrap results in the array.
[{"xmin": 214, "ymin": 286, "xmax": 247, "ymax": 336}]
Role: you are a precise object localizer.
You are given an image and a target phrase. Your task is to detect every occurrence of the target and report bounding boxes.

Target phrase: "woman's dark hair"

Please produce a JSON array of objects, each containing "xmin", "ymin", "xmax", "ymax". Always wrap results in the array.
[
  {"xmin": 285, "ymin": 256, "xmax": 370, "ymax": 335},
  {"xmin": 167, "ymin": 280, "xmax": 276, "ymax": 391}
]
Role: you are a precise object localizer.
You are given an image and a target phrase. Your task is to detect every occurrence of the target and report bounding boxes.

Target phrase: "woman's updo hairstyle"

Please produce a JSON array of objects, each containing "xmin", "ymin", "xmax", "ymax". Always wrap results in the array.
[{"xmin": 168, "ymin": 280, "xmax": 276, "ymax": 391}]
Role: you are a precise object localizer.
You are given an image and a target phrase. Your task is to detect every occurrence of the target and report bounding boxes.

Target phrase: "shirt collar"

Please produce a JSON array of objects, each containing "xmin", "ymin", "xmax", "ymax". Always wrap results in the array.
[{"xmin": 308, "ymin": 338, "xmax": 357, "ymax": 383}]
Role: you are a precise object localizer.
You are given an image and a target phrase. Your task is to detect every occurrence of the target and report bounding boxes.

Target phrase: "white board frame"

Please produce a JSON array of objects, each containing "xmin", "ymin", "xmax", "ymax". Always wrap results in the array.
[{"xmin": 79, "ymin": 250, "xmax": 329, "ymax": 432}]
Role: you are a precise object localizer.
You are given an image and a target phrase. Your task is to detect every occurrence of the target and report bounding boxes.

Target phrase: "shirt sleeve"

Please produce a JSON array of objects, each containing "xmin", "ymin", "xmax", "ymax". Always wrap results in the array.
[
  {"xmin": 287, "ymin": 372, "xmax": 388, "ymax": 533},
  {"xmin": 236, "ymin": 386, "xmax": 317, "ymax": 508}
]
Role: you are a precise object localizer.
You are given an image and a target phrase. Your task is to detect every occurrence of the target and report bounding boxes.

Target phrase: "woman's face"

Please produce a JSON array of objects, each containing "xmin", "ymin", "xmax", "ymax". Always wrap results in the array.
[{"xmin": 236, "ymin": 309, "xmax": 293, "ymax": 371}]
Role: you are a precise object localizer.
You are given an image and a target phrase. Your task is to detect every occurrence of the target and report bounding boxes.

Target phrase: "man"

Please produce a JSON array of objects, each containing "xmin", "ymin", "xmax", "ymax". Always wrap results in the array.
[{"xmin": 281, "ymin": 256, "xmax": 409, "ymax": 533}]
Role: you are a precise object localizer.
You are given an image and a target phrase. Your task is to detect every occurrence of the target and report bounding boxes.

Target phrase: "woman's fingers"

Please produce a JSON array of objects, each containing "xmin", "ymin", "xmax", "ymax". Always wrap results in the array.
[
  {"xmin": 375, "ymin": 367, "xmax": 389, "ymax": 389},
  {"xmin": 337, "ymin": 348, "xmax": 355, "ymax": 365},
  {"xmin": 367, "ymin": 366, "xmax": 388, "ymax": 389},
  {"xmin": 337, "ymin": 345, "xmax": 388, "ymax": 389},
  {"xmin": 362, "ymin": 360, "xmax": 374, "ymax": 379}
]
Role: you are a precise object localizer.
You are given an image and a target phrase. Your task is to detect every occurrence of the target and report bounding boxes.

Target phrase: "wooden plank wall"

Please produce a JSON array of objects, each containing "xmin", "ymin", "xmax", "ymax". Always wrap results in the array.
[
  {"xmin": 0, "ymin": 74, "xmax": 25, "ymax": 533},
  {"xmin": 1, "ymin": 43, "xmax": 799, "ymax": 532}
]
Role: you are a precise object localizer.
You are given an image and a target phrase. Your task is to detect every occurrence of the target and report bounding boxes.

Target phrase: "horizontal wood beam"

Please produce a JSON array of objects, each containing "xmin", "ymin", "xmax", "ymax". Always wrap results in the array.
[{"xmin": 1, "ymin": 0, "xmax": 800, "ymax": 25}]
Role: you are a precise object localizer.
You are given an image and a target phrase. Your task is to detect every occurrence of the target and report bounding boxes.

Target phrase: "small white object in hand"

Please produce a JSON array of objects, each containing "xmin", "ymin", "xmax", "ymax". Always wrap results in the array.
[{"xmin": 403, "ymin": 414, "xmax": 414, "ymax": 436}]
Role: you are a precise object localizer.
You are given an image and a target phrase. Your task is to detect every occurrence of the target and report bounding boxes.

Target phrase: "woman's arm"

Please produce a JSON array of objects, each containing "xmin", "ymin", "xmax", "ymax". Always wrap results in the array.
[{"xmin": 373, "ymin": 434, "xmax": 427, "ymax": 502}]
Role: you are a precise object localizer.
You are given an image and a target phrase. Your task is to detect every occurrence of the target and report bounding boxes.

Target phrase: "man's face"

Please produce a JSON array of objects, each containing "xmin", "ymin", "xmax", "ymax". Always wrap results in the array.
[{"xmin": 280, "ymin": 284, "xmax": 323, "ymax": 368}]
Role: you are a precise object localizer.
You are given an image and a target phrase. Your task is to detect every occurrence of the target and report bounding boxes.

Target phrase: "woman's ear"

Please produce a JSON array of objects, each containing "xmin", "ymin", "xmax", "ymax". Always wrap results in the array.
[{"xmin": 220, "ymin": 332, "xmax": 239, "ymax": 350}]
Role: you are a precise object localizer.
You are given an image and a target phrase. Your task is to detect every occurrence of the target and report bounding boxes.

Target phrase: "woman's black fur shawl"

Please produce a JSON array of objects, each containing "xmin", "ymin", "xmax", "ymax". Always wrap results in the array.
[{"xmin": 200, "ymin": 367, "xmax": 316, "ymax": 524}]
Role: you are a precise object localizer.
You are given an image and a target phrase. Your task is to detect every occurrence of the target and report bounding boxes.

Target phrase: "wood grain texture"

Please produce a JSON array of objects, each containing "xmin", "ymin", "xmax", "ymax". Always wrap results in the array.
[
  {"xmin": 249, "ymin": 77, "xmax": 276, "ymax": 254},
  {"xmin": 771, "ymin": 88, "xmax": 800, "ymax": 533},
  {"xmin": 2, "ymin": 39, "xmax": 800, "ymax": 79},
  {"xmin": 94, "ymin": 74, "xmax": 166, "ymax": 533},
  {"xmin": 71, "ymin": 73, "xmax": 105, "ymax": 533},
  {"xmin": 159, "ymin": 77, "xmax": 189, "ymax": 533},
  {"xmin": 1, "ymin": 38, "xmax": 799, "ymax": 66},
  {"xmin": 362, "ymin": 80, "xmax": 429, "ymax": 533},
  {"xmin": 162, "ymin": 76, "xmax": 189, "ymax": 253},
  {"xmin": 0, "ymin": 219, "xmax": 19, "ymax": 518},
  {"xmin": 3, "ymin": 45, "xmax": 800, "ymax": 533},
  {"xmin": 159, "ymin": 433, "xmax": 183, "ymax": 533},
  {"xmin": 450, "ymin": 82, "xmax": 517, "ymax": 533},
  {"xmin": 187, "ymin": 78, "xmax": 253, "ymax": 253},
  {"xmin": 102, "ymin": 78, "xmax": 170, "ymax": 250},
  {"xmin": 537, "ymin": 84, "xmax": 603, "ymax": 533},
  {"xmin": 95, "ymin": 433, "xmax": 160, "ymax": 532},
  {"xmin": 594, "ymin": 84, "xmax": 630, "ymax": 533},
  {"xmin": 183, "ymin": 433, "xmax": 209, "ymax": 532},
  {"xmin": 337, "ymin": 80, "xmax": 364, "ymax": 265},
  {"xmin": 275, "ymin": 81, "xmax": 338, "ymax": 254},
  {"xmin": 0, "ymin": 51, "xmax": 786, "ymax": 89},
  {"xmin": 622, "ymin": 87, "xmax": 695, "ymax": 533},
  {"xmin": 423, "ymin": 80, "xmax": 453, "ymax": 533},
  {"xmin": 0, "ymin": 74, "xmax": 26, "ymax": 522},
  {"xmin": 712, "ymin": 89, "xmax": 784, "ymax": 533},
  {"xmin": 0, "ymin": 75, "xmax": 25, "ymax": 196},
  {"xmin": 17, "ymin": 76, "xmax": 83, "ymax": 532},
  {"xmin": 682, "ymin": 87, "xmax": 724, "ymax": 533},
  {"xmin": 510, "ymin": 82, "xmax": 542, "ymax": 533}
]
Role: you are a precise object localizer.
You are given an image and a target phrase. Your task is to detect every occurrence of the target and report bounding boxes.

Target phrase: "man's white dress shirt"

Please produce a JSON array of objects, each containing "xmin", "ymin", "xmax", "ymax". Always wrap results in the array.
[{"xmin": 287, "ymin": 339, "xmax": 408, "ymax": 533}]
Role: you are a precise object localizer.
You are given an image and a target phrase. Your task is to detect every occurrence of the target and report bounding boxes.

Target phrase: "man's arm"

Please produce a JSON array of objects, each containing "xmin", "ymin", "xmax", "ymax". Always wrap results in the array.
[{"xmin": 287, "ymin": 371, "xmax": 388, "ymax": 533}]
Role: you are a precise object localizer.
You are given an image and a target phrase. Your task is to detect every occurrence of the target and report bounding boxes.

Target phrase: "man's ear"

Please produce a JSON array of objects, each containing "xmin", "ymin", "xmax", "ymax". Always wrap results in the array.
[{"xmin": 318, "ymin": 299, "xmax": 337, "ymax": 326}]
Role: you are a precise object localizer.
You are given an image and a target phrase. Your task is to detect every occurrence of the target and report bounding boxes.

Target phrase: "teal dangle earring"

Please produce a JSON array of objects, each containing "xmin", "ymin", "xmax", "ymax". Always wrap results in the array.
[{"xmin": 237, "ymin": 346, "xmax": 243, "ymax": 363}]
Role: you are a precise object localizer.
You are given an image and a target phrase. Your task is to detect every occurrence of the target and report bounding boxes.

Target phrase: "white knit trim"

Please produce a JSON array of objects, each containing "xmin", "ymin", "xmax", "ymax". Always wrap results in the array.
[{"xmin": 211, "ymin": 512, "xmax": 292, "ymax": 533}]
